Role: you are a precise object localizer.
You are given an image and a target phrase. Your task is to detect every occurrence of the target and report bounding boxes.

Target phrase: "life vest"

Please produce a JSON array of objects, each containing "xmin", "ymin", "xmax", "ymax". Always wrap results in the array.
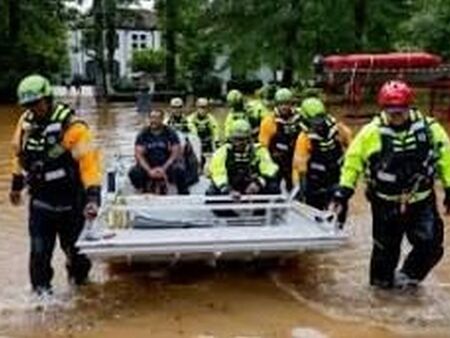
[
  {"xmin": 248, "ymin": 103, "xmax": 268, "ymax": 138},
  {"xmin": 269, "ymin": 112, "xmax": 302, "ymax": 164},
  {"xmin": 192, "ymin": 114, "xmax": 214, "ymax": 153},
  {"xmin": 305, "ymin": 116, "xmax": 344, "ymax": 188},
  {"xmin": 367, "ymin": 110, "xmax": 436, "ymax": 201},
  {"xmin": 167, "ymin": 114, "xmax": 190, "ymax": 133},
  {"xmin": 19, "ymin": 104, "xmax": 82, "ymax": 205},
  {"xmin": 225, "ymin": 145, "xmax": 259, "ymax": 189}
]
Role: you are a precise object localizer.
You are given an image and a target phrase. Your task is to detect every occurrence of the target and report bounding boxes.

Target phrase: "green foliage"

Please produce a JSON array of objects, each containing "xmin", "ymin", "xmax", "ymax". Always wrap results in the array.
[
  {"xmin": 156, "ymin": 0, "xmax": 218, "ymax": 91},
  {"xmin": 0, "ymin": 0, "xmax": 69, "ymax": 100},
  {"xmin": 131, "ymin": 49, "xmax": 166, "ymax": 74},
  {"xmin": 207, "ymin": 0, "xmax": 417, "ymax": 81},
  {"xmin": 398, "ymin": 0, "xmax": 450, "ymax": 58}
]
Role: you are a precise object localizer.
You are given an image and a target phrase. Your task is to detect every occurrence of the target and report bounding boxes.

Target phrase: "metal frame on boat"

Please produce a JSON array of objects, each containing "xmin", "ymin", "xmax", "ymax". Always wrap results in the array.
[{"xmin": 76, "ymin": 134, "xmax": 348, "ymax": 263}]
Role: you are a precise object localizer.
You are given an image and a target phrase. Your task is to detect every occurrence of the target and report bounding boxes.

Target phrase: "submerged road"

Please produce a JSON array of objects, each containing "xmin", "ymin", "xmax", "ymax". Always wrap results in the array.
[{"xmin": 0, "ymin": 96, "xmax": 449, "ymax": 338}]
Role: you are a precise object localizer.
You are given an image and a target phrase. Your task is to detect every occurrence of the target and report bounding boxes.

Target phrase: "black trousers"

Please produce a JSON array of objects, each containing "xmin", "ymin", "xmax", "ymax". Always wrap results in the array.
[
  {"xmin": 369, "ymin": 194, "xmax": 444, "ymax": 287},
  {"xmin": 273, "ymin": 156, "xmax": 293, "ymax": 192},
  {"xmin": 129, "ymin": 163, "xmax": 189, "ymax": 194},
  {"xmin": 29, "ymin": 201, "xmax": 91, "ymax": 292},
  {"xmin": 304, "ymin": 180, "xmax": 347, "ymax": 224}
]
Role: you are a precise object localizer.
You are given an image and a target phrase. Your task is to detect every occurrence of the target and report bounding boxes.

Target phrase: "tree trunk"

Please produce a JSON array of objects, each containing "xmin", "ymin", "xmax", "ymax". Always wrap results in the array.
[
  {"xmin": 93, "ymin": 0, "xmax": 108, "ymax": 98},
  {"xmin": 281, "ymin": 0, "xmax": 301, "ymax": 87},
  {"xmin": 105, "ymin": 0, "xmax": 118, "ymax": 93},
  {"xmin": 165, "ymin": 0, "xmax": 176, "ymax": 89},
  {"xmin": 354, "ymin": 0, "xmax": 367, "ymax": 50}
]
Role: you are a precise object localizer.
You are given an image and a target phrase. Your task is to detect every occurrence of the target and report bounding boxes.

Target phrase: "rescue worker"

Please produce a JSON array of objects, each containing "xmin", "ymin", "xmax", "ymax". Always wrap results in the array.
[
  {"xmin": 331, "ymin": 80, "xmax": 450, "ymax": 290},
  {"xmin": 259, "ymin": 88, "xmax": 303, "ymax": 191},
  {"xmin": 188, "ymin": 97, "xmax": 220, "ymax": 154},
  {"xmin": 129, "ymin": 109, "xmax": 189, "ymax": 195},
  {"xmin": 166, "ymin": 97, "xmax": 190, "ymax": 133},
  {"xmin": 246, "ymin": 92, "xmax": 270, "ymax": 140},
  {"xmin": 9, "ymin": 74, "xmax": 101, "ymax": 295},
  {"xmin": 207, "ymin": 119, "xmax": 280, "ymax": 198},
  {"xmin": 293, "ymin": 97, "xmax": 352, "ymax": 215},
  {"xmin": 224, "ymin": 89, "xmax": 248, "ymax": 138},
  {"xmin": 260, "ymin": 84, "xmax": 277, "ymax": 108}
]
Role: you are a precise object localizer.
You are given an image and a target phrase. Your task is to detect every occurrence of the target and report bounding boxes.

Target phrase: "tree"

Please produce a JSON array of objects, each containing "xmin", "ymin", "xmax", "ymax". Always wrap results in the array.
[
  {"xmin": 79, "ymin": 0, "xmax": 136, "ymax": 97},
  {"xmin": 398, "ymin": 0, "xmax": 450, "ymax": 58},
  {"xmin": 0, "ymin": 0, "xmax": 69, "ymax": 100},
  {"xmin": 156, "ymin": 0, "xmax": 219, "ymax": 91}
]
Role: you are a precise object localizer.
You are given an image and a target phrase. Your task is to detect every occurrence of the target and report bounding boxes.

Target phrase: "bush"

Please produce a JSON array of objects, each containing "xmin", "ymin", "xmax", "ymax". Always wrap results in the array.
[{"xmin": 131, "ymin": 49, "xmax": 165, "ymax": 75}]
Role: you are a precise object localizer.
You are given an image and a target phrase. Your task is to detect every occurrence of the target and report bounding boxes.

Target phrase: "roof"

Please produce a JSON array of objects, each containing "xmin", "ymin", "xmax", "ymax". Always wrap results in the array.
[
  {"xmin": 74, "ymin": 8, "xmax": 158, "ymax": 31},
  {"xmin": 115, "ymin": 9, "xmax": 158, "ymax": 31}
]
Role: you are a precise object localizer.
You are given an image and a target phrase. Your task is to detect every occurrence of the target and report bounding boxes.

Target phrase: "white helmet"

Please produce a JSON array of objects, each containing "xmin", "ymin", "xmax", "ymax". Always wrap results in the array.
[
  {"xmin": 170, "ymin": 97, "xmax": 184, "ymax": 108},
  {"xmin": 196, "ymin": 97, "xmax": 208, "ymax": 108}
]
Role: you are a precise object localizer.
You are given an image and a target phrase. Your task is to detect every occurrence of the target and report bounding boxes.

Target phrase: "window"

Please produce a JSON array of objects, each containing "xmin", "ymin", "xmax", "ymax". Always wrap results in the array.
[
  {"xmin": 132, "ymin": 33, "xmax": 138, "ymax": 40},
  {"xmin": 132, "ymin": 43, "xmax": 138, "ymax": 49},
  {"xmin": 141, "ymin": 43, "xmax": 147, "ymax": 49},
  {"xmin": 140, "ymin": 34, "xmax": 147, "ymax": 40}
]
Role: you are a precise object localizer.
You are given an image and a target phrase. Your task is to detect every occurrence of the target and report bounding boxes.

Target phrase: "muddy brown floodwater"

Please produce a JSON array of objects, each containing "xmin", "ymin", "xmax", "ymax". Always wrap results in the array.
[{"xmin": 0, "ymin": 96, "xmax": 450, "ymax": 338}]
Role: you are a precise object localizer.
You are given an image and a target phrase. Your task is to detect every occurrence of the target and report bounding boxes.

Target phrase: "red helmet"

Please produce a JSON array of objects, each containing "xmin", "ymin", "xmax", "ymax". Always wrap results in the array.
[{"xmin": 377, "ymin": 80, "xmax": 414, "ymax": 107}]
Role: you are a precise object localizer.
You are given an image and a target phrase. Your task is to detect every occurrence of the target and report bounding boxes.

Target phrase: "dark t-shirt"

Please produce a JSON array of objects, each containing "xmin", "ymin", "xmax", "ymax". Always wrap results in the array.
[{"xmin": 135, "ymin": 126, "xmax": 180, "ymax": 167}]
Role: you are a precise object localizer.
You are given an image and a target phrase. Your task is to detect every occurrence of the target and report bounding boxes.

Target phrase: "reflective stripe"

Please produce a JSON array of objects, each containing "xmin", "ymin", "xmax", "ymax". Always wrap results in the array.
[
  {"xmin": 379, "ymin": 126, "xmax": 396, "ymax": 137},
  {"xmin": 51, "ymin": 105, "xmax": 64, "ymax": 121},
  {"xmin": 32, "ymin": 199, "xmax": 72, "ymax": 212},
  {"xmin": 51, "ymin": 105, "xmax": 70, "ymax": 121},
  {"xmin": 374, "ymin": 189, "xmax": 431, "ymax": 204},
  {"xmin": 275, "ymin": 143, "xmax": 289, "ymax": 151},
  {"xmin": 309, "ymin": 162, "xmax": 327, "ymax": 171},
  {"xmin": 44, "ymin": 122, "xmax": 62, "ymax": 134},
  {"xmin": 410, "ymin": 120, "xmax": 427, "ymax": 133},
  {"xmin": 44, "ymin": 168, "xmax": 66, "ymax": 181},
  {"xmin": 376, "ymin": 171, "xmax": 396, "ymax": 183},
  {"xmin": 25, "ymin": 145, "xmax": 45, "ymax": 151}
]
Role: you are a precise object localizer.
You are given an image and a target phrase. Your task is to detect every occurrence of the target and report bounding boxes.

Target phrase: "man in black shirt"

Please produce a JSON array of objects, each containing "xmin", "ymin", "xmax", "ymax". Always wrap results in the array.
[{"xmin": 129, "ymin": 110, "xmax": 189, "ymax": 194}]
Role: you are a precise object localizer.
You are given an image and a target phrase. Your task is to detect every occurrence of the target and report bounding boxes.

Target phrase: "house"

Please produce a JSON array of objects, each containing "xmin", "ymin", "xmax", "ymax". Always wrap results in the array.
[
  {"xmin": 66, "ymin": 0, "xmax": 274, "ymax": 92},
  {"xmin": 67, "ymin": 7, "xmax": 161, "ymax": 82}
]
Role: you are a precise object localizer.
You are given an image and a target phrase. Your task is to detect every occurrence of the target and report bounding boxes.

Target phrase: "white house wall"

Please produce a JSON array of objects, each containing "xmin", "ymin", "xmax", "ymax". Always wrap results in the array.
[{"xmin": 68, "ymin": 28, "xmax": 161, "ymax": 80}]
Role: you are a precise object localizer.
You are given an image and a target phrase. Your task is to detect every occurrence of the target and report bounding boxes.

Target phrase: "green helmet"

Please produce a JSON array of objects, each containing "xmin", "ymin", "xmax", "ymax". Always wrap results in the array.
[
  {"xmin": 17, "ymin": 74, "xmax": 53, "ymax": 105},
  {"xmin": 229, "ymin": 119, "xmax": 251, "ymax": 139},
  {"xmin": 275, "ymin": 88, "xmax": 293, "ymax": 104},
  {"xmin": 300, "ymin": 97, "xmax": 326, "ymax": 118},
  {"xmin": 226, "ymin": 89, "xmax": 243, "ymax": 106}
]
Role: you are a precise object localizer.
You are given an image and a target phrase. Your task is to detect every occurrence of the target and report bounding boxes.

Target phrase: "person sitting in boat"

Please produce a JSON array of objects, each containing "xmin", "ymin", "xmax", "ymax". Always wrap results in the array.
[
  {"xmin": 128, "ymin": 109, "xmax": 189, "ymax": 195},
  {"xmin": 207, "ymin": 119, "xmax": 280, "ymax": 198},
  {"xmin": 166, "ymin": 97, "xmax": 190, "ymax": 133}
]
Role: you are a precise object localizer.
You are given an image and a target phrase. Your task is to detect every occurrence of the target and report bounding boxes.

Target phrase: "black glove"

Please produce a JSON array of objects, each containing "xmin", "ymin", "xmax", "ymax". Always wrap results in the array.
[
  {"xmin": 86, "ymin": 185, "xmax": 101, "ymax": 206},
  {"xmin": 444, "ymin": 188, "xmax": 450, "ymax": 214},
  {"xmin": 333, "ymin": 186, "xmax": 354, "ymax": 203},
  {"xmin": 11, "ymin": 174, "xmax": 25, "ymax": 192},
  {"xmin": 330, "ymin": 186, "xmax": 354, "ymax": 228}
]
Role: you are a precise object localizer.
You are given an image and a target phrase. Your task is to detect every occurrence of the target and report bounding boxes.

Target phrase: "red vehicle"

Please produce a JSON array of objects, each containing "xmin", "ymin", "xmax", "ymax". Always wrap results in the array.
[{"xmin": 315, "ymin": 52, "xmax": 450, "ymax": 115}]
